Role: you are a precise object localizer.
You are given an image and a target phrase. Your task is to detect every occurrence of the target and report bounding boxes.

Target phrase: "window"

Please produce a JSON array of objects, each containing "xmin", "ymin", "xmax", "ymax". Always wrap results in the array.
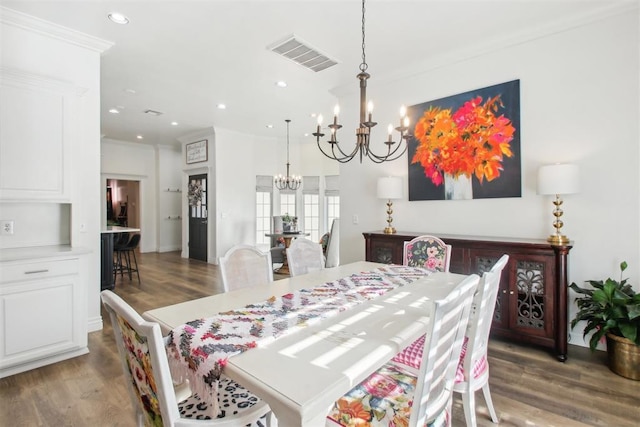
[
  {"xmin": 302, "ymin": 177, "xmax": 320, "ymax": 242},
  {"xmin": 279, "ymin": 192, "xmax": 296, "ymax": 217},
  {"xmin": 325, "ymin": 175, "xmax": 340, "ymax": 231},
  {"xmin": 255, "ymin": 175, "xmax": 273, "ymax": 248}
]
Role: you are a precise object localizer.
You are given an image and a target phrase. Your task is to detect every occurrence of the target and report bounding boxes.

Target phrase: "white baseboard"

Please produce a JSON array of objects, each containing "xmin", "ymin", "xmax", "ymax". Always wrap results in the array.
[
  {"xmin": 87, "ymin": 315, "xmax": 103, "ymax": 332},
  {"xmin": 158, "ymin": 245, "xmax": 180, "ymax": 253}
]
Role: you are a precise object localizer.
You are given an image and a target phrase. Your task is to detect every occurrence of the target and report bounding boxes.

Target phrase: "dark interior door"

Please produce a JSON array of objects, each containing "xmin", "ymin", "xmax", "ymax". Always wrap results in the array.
[{"xmin": 188, "ymin": 174, "xmax": 208, "ymax": 262}]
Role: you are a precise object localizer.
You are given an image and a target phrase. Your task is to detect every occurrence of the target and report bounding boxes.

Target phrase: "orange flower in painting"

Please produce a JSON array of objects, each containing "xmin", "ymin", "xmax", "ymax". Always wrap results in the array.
[
  {"xmin": 334, "ymin": 398, "xmax": 372, "ymax": 426},
  {"xmin": 411, "ymin": 95, "xmax": 515, "ymax": 186}
]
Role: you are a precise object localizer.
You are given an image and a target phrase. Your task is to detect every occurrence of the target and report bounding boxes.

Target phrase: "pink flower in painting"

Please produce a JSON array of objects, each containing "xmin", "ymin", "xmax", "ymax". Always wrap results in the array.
[{"xmin": 361, "ymin": 372, "xmax": 403, "ymax": 399}]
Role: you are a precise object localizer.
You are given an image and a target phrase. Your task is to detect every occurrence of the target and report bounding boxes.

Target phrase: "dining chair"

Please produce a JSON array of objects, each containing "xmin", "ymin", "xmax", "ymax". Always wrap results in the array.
[
  {"xmin": 100, "ymin": 290, "xmax": 273, "ymax": 427},
  {"xmin": 286, "ymin": 237, "xmax": 325, "ymax": 276},
  {"xmin": 453, "ymin": 254, "xmax": 509, "ymax": 427},
  {"xmin": 324, "ymin": 218, "xmax": 340, "ymax": 268},
  {"xmin": 219, "ymin": 244, "xmax": 273, "ymax": 292},
  {"xmin": 403, "ymin": 235, "xmax": 452, "ymax": 272},
  {"xmin": 326, "ymin": 273, "xmax": 480, "ymax": 427}
]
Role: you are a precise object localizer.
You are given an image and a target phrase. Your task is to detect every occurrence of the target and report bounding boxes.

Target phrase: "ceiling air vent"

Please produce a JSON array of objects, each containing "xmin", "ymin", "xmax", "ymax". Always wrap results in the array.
[
  {"xmin": 144, "ymin": 109, "xmax": 163, "ymax": 116},
  {"xmin": 268, "ymin": 35, "xmax": 338, "ymax": 72}
]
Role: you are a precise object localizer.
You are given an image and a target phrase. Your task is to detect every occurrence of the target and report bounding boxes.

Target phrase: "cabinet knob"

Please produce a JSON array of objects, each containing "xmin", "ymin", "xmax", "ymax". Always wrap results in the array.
[
  {"xmin": 509, "ymin": 290, "xmax": 515, "ymax": 295},
  {"xmin": 502, "ymin": 290, "xmax": 507, "ymax": 294}
]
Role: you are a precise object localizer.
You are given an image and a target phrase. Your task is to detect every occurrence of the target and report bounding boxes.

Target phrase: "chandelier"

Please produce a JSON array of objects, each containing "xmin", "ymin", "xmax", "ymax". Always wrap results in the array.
[
  {"xmin": 313, "ymin": 0, "xmax": 411, "ymax": 163},
  {"xmin": 275, "ymin": 119, "xmax": 302, "ymax": 190}
]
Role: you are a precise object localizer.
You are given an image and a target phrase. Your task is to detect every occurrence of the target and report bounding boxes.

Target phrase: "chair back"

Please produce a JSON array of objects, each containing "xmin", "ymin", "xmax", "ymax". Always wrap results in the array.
[
  {"xmin": 412, "ymin": 273, "xmax": 479, "ymax": 425},
  {"xmin": 125, "ymin": 233, "xmax": 141, "ymax": 250},
  {"xmin": 101, "ymin": 290, "xmax": 181, "ymax": 426},
  {"xmin": 324, "ymin": 218, "xmax": 340, "ymax": 268},
  {"xmin": 462, "ymin": 254, "xmax": 509, "ymax": 380},
  {"xmin": 219, "ymin": 244, "xmax": 273, "ymax": 292},
  {"xmin": 286, "ymin": 238, "xmax": 325, "ymax": 276},
  {"xmin": 403, "ymin": 235, "xmax": 452, "ymax": 272}
]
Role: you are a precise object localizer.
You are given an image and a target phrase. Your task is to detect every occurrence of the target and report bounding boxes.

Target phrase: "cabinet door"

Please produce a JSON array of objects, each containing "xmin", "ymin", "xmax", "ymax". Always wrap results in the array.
[
  {"xmin": 508, "ymin": 254, "xmax": 555, "ymax": 339},
  {"xmin": 467, "ymin": 250, "xmax": 510, "ymax": 331},
  {"xmin": 368, "ymin": 238, "xmax": 398, "ymax": 264},
  {"xmin": 0, "ymin": 69, "xmax": 85, "ymax": 201},
  {"xmin": 0, "ymin": 276, "xmax": 79, "ymax": 367}
]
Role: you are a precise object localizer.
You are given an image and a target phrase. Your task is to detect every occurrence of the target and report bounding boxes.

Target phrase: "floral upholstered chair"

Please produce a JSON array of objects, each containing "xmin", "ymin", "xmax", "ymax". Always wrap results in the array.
[
  {"xmin": 101, "ymin": 290, "xmax": 273, "ymax": 426},
  {"xmin": 403, "ymin": 235, "xmax": 452, "ymax": 272},
  {"xmin": 326, "ymin": 274, "xmax": 480, "ymax": 427}
]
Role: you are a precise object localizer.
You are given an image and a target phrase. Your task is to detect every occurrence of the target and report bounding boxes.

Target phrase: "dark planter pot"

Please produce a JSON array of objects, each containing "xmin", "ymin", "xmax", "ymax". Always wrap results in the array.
[{"xmin": 606, "ymin": 333, "xmax": 640, "ymax": 380}]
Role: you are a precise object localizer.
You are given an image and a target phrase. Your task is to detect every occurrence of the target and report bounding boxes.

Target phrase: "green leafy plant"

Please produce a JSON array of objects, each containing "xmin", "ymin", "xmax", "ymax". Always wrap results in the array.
[{"xmin": 570, "ymin": 261, "xmax": 640, "ymax": 351}]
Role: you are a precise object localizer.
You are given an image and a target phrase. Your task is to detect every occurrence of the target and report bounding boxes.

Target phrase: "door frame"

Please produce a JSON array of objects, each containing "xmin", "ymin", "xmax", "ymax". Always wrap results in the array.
[{"xmin": 101, "ymin": 173, "xmax": 145, "ymax": 229}]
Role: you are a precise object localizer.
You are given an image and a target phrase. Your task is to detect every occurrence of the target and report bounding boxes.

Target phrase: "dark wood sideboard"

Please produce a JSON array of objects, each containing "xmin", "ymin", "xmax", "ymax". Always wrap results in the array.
[{"xmin": 363, "ymin": 231, "xmax": 572, "ymax": 361}]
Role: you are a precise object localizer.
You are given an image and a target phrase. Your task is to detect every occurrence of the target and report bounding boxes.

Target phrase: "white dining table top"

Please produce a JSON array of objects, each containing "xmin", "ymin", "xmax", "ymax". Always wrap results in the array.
[{"xmin": 142, "ymin": 261, "xmax": 468, "ymax": 426}]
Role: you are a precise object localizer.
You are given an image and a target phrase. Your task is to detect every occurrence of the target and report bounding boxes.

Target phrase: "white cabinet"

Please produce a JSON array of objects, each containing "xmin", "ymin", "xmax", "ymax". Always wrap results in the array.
[
  {"xmin": 0, "ymin": 253, "xmax": 88, "ymax": 378},
  {"xmin": 0, "ymin": 67, "xmax": 86, "ymax": 202}
]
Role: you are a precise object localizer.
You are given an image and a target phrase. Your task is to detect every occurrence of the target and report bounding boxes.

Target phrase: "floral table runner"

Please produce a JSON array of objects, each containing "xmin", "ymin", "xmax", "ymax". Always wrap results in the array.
[{"xmin": 165, "ymin": 265, "xmax": 431, "ymax": 417}]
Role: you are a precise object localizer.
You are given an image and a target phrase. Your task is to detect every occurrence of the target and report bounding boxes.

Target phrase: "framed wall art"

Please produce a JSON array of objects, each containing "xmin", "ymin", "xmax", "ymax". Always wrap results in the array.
[
  {"xmin": 186, "ymin": 139, "xmax": 208, "ymax": 164},
  {"xmin": 407, "ymin": 80, "xmax": 521, "ymax": 201}
]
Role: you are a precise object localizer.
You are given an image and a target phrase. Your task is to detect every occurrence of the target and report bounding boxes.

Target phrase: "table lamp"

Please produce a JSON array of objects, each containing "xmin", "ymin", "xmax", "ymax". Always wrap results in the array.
[
  {"xmin": 377, "ymin": 176, "xmax": 403, "ymax": 234},
  {"xmin": 537, "ymin": 163, "xmax": 579, "ymax": 245}
]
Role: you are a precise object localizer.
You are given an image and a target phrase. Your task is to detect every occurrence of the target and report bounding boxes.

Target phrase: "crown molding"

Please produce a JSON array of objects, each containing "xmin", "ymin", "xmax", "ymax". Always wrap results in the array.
[{"xmin": 1, "ymin": 6, "xmax": 113, "ymax": 54}]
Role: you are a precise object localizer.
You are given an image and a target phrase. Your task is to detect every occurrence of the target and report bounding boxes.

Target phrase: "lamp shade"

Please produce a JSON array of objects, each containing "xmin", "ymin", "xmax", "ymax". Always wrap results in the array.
[
  {"xmin": 537, "ymin": 163, "xmax": 579, "ymax": 195},
  {"xmin": 377, "ymin": 176, "xmax": 402, "ymax": 200}
]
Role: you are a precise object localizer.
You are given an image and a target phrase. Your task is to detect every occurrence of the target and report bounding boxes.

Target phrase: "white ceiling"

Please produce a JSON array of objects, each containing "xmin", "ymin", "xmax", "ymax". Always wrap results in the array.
[{"xmin": 2, "ymin": 0, "xmax": 632, "ymax": 147}]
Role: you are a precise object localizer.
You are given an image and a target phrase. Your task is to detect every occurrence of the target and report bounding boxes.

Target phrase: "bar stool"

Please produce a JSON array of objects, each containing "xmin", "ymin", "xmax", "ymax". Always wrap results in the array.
[
  {"xmin": 115, "ymin": 233, "xmax": 141, "ymax": 283},
  {"xmin": 113, "ymin": 233, "xmax": 130, "ymax": 281}
]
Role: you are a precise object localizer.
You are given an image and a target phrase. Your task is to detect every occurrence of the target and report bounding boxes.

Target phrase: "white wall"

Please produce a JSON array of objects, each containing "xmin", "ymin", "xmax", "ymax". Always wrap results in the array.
[
  {"xmin": 101, "ymin": 139, "xmax": 159, "ymax": 253},
  {"xmin": 336, "ymin": 11, "xmax": 639, "ymax": 348},
  {"xmin": 156, "ymin": 145, "xmax": 182, "ymax": 252}
]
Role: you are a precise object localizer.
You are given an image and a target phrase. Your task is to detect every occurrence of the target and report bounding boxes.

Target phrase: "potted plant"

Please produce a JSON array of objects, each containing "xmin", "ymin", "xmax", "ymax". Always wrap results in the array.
[
  {"xmin": 281, "ymin": 214, "xmax": 298, "ymax": 233},
  {"xmin": 570, "ymin": 261, "xmax": 640, "ymax": 380}
]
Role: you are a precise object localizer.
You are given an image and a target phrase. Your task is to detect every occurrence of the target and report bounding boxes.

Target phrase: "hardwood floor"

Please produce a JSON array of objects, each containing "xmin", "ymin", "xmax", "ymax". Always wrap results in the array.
[{"xmin": 1, "ymin": 251, "xmax": 637, "ymax": 426}]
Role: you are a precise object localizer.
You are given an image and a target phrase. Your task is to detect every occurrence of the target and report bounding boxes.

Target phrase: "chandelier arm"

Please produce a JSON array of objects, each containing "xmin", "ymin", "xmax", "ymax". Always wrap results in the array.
[
  {"xmin": 316, "ymin": 138, "xmax": 355, "ymax": 163},
  {"xmin": 366, "ymin": 136, "xmax": 409, "ymax": 161}
]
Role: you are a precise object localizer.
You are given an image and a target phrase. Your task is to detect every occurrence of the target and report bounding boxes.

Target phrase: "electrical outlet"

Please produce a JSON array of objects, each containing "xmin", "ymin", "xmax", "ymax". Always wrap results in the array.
[
  {"xmin": 1, "ymin": 220, "xmax": 14, "ymax": 235},
  {"xmin": 352, "ymin": 214, "xmax": 359, "ymax": 225}
]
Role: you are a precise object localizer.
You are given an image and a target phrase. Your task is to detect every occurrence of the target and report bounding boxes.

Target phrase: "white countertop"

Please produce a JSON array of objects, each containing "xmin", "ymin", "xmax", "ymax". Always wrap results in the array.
[
  {"xmin": 101, "ymin": 226, "xmax": 141, "ymax": 234},
  {"xmin": 0, "ymin": 245, "xmax": 91, "ymax": 262}
]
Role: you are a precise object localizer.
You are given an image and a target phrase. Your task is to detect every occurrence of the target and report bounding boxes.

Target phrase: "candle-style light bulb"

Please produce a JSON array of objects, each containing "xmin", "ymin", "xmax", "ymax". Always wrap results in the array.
[
  {"xmin": 367, "ymin": 101, "xmax": 374, "ymax": 122},
  {"xmin": 403, "ymin": 116, "xmax": 410, "ymax": 127},
  {"xmin": 333, "ymin": 105, "xmax": 339, "ymax": 125},
  {"xmin": 387, "ymin": 124, "xmax": 393, "ymax": 142},
  {"xmin": 316, "ymin": 115, "xmax": 323, "ymax": 133},
  {"xmin": 400, "ymin": 105, "xmax": 407, "ymax": 117}
]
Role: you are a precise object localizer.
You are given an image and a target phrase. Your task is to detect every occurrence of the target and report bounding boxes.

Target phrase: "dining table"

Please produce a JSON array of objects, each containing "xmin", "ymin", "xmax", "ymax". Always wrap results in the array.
[{"xmin": 142, "ymin": 261, "xmax": 469, "ymax": 426}]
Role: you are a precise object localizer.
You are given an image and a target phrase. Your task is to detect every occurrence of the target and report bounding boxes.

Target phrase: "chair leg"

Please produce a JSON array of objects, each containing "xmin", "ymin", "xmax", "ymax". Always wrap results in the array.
[
  {"xmin": 462, "ymin": 390, "xmax": 477, "ymax": 427},
  {"xmin": 124, "ymin": 250, "xmax": 132, "ymax": 280},
  {"xmin": 130, "ymin": 249, "xmax": 141, "ymax": 283},
  {"xmin": 481, "ymin": 383, "xmax": 499, "ymax": 423}
]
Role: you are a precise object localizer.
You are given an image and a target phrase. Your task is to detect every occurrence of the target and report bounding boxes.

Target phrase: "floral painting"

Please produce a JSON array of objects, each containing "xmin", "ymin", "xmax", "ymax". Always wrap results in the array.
[{"xmin": 407, "ymin": 80, "xmax": 521, "ymax": 201}]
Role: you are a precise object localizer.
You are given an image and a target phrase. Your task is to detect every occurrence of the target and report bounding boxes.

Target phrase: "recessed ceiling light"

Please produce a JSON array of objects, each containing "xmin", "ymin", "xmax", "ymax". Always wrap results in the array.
[
  {"xmin": 136, "ymin": 135, "xmax": 143, "ymax": 139},
  {"xmin": 266, "ymin": 124, "xmax": 274, "ymax": 129},
  {"xmin": 108, "ymin": 108, "xmax": 120, "ymax": 114},
  {"xmin": 171, "ymin": 121, "xmax": 178, "ymax": 126},
  {"xmin": 275, "ymin": 81, "xmax": 287, "ymax": 88},
  {"xmin": 124, "ymin": 88, "xmax": 136, "ymax": 94},
  {"xmin": 217, "ymin": 103, "xmax": 226, "ymax": 110},
  {"xmin": 108, "ymin": 12, "xmax": 129, "ymax": 25},
  {"xmin": 310, "ymin": 113, "xmax": 317, "ymax": 118},
  {"xmin": 304, "ymin": 133, "xmax": 309, "ymax": 137}
]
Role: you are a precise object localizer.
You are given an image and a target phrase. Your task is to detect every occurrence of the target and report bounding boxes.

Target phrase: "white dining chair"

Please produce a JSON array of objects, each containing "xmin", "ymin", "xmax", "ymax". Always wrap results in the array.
[
  {"xmin": 324, "ymin": 218, "xmax": 340, "ymax": 268},
  {"xmin": 219, "ymin": 244, "xmax": 273, "ymax": 292},
  {"xmin": 326, "ymin": 273, "xmax": 480, "ymax": 427},
  {"xmin": 100, "ymin": 290, "xmax": 273, "ymax": 427},
  {"xmin": 453, "ymin": 254, "xmax": 509, "ymax": 427},
  {"xmin": 403, "ymin": 235, "xmax": 452, "ymax": 272},
  {"xmin": 286, "ymin": 237, "xmax": 325, "ymax": 276}
]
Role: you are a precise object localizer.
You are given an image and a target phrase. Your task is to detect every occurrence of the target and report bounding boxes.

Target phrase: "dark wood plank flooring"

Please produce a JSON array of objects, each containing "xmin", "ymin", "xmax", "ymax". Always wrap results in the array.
[{"xmin": 1, "ymin": 251, "xmax": 638, "ymax": 426}]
